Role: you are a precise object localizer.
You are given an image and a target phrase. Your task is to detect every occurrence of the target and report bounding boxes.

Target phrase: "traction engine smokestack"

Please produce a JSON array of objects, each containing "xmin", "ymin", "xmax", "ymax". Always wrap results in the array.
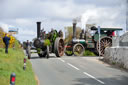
[
  {"xmin": 37, "ymin": 22, "xmax": 41, "ymax": 38},
  {"xmin": 73, "ymin": 21, "xmax": 77, "ymax": 39}
]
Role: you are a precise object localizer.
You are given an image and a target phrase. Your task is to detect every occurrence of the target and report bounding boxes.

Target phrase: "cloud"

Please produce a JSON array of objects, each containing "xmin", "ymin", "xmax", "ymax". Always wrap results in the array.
[
  {"xmin": 0, "ymin": 23, "xmax": 9, "ymax": 33},
  {"xmin": 73, "ymin": 0, "xmax": 124, "ymax": 7},
  {"xmin": 0, "ymin": 0, "xmax": 126, "ymax": 41},
  {"xmin": 81, "ymin": 7, "xmax": 123, "ymax": 27}
]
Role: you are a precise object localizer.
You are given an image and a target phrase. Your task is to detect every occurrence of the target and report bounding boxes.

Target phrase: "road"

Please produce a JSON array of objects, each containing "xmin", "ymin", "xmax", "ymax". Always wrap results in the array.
[{"xmin": 30, "ymin": 53, "xmax": 128, "ymax": 85}]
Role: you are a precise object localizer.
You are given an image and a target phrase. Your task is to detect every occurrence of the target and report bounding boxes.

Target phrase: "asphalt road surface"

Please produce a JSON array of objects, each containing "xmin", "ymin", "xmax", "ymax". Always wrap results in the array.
[{"xmin": 30, "ymin": 53, "xmax": 128, "ymax": 85}]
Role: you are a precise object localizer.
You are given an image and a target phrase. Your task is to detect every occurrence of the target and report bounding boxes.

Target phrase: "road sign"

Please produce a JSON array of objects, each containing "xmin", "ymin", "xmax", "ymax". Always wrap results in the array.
[{"xmin": 8, "ymin": 27, "xmax": 18, "ymax": 34}]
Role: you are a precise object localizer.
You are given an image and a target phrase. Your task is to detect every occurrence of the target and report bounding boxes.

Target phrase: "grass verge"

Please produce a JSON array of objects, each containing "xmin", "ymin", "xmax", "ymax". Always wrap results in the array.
[{"xmin": 0, "ymin": 40, "xmax": 37, "ymax": 85}]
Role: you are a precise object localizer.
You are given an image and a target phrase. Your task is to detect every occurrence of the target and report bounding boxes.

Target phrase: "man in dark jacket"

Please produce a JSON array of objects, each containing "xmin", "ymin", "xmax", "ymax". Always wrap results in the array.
[{"xmin": 3, "ymin": 33, "xmax": 10, "ymax": 53}]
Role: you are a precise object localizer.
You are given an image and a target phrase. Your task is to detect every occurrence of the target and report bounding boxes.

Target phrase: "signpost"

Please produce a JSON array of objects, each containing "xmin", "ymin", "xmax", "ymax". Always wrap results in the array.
[
  {"xmin": 8, "ymin": 27, "xmax": 18, "ymax": 35},
  {"xmin": 98, "ymin": 26, "xmax": 101, "ymax": 57}
]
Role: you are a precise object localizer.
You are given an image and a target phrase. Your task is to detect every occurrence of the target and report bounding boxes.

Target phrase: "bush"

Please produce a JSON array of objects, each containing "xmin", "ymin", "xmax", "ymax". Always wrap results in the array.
[{"xmin": 83, "ymin": 50, "xmax": 96, "ymax": 56}]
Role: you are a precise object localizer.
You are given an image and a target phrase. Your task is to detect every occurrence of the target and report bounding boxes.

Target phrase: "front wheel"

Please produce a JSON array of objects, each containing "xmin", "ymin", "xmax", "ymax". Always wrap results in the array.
[{"xmin": 73, "ymin": 43, "xmax": 85, "ymax": 56}]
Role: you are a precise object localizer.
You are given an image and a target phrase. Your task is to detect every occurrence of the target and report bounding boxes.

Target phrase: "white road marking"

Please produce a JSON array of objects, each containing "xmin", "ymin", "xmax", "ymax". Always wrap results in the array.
[
  {"xmin": 58, "ymin": 58, "xmax": 105, "ymax": 84},
  {"xmin": 58, "ymin": 58, "xmax": 65, "ymax": 62},
  {"xmin": 67, "ymin": 63, "xmax": 80, "ymax": 70},
  {"xmin": 83, "ymin": 72, "xmax": 105, "ymax": 84}
]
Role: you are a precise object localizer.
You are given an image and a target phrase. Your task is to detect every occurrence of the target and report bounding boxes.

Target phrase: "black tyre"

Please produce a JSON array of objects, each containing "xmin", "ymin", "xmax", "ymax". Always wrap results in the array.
[
  {"xmin": 54, "ymin": 38, "xmax": 64, "ymax": 57},
  {"xmin": 73, "ymin": 43, "xmax": 85, "ymax": 56}
]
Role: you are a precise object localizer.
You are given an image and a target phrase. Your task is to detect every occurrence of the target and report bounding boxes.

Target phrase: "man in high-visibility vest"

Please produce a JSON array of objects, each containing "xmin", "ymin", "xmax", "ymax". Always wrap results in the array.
[{"xmin": 3, "ymin": 33, "xmax": 10, "ymax": 54}]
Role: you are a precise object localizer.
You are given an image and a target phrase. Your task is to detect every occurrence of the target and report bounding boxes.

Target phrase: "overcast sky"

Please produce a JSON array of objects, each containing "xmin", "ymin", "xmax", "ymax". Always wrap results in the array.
[{"xmin": 0, "ymin": 0, "xmax": 126, "ymax": 42}]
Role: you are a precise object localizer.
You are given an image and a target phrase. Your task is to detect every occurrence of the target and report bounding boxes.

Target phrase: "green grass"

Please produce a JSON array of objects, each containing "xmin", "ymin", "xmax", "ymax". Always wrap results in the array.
[
  {"xmin": 83, "ymin": 50, "xmax": 96, "ymax": 56},
  {"xmin": 0, "ymin": 41, "xmax": 37, "ymax": 85},
  {"xmin": 65, "ymin": 50, "xmax": 96, "ymax": 56},
  {"xmin": 65, "ymin": 51, "xmax": 73, "ymax": 55}
]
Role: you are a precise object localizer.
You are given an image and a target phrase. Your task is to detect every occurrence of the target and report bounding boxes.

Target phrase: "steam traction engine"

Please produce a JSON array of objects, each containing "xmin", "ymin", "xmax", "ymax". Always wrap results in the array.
[
  {"xmin": 30, "ymin": 22, "xmax": 64, "ymax": 58},
  {"xmin": 65, "ymin": 22, "xmax": 122, "ymax": 56}
]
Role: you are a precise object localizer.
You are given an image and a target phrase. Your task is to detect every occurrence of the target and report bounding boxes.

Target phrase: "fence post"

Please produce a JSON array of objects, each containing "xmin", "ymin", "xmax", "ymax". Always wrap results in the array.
[
  {"xmin": 10, "ymin": 73, "xmax": 16, "ymax": 85},
  {"xmin": 23, "ymin": 58, "xmax": 27, "ymax": 70}
]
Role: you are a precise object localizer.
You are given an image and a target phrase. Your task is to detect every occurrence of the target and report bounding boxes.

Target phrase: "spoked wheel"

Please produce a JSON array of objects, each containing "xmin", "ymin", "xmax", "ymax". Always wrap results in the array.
[
  {"xmin": 73, "ymin": 43, "xmax": 85, "ymax": 56},
  {"xmin": 64, "ymin": 43, "xmax": 73, "ymax": 56},
  {"xmin": 54, "ymin": 38, "xmax": 64, "ymax": 57},
  {"xmin": 96, "ymin": 37, "xmax": 112, "ymax": 56}
]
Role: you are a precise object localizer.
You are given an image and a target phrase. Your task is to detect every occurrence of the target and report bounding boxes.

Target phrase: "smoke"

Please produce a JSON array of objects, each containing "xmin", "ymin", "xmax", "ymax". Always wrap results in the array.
[
  {"xmin": 81, "ymin": 9, "xmax": 98, "ymax": 30},
  {"xmin": 80, "ymin": 1, "xmax": 126, "ymax": 31}
]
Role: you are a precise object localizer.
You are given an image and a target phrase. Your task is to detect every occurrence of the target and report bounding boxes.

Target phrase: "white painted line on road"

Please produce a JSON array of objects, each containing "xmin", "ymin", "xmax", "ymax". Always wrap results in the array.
[
  {"xmin": 83, "ymin": 72, "xmax": 105, "ymax": 84},
  {"xmin": 58, "ymin": 58, "xmax": 65, "ymax": 62},
  {"xmin": 67, "ymin": 63, "xmax": 80, "ymax": 70}
]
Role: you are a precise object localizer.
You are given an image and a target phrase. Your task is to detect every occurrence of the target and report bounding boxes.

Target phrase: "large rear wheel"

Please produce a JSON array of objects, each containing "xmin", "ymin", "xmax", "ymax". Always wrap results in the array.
[
  {"xmin": 54, "ymin": 38, "xmax": 64, "ymax": 57},
  {"xmin": 96, "ymin": 37, "xmax": 112, "ymax": 56}
]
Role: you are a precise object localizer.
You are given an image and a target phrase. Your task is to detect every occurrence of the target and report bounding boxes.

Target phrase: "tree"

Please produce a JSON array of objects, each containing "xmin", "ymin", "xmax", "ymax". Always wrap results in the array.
[{"xmin": 64, "ymin": 26, "xmax": 82, "ymax": 44}]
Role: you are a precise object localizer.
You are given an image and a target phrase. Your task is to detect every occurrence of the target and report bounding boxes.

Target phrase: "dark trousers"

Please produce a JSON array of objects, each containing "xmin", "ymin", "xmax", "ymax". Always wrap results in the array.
[{"xmin": 5, "ymin": 44, "xmax": 9, "ymax": 53}]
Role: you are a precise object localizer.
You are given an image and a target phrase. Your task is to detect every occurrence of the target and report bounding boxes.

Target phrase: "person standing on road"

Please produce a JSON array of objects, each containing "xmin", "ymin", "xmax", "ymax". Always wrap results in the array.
[
  {"xmin": 26, "ymin": 40, "xmax": 31, "ymax": 59},
  {"xmin": 3, "ymin": 33, "xmax": 10, "ymax": 54},
  {"xmin": 26, "ymin": 40, "xmax": 30, "ymax": 48}
]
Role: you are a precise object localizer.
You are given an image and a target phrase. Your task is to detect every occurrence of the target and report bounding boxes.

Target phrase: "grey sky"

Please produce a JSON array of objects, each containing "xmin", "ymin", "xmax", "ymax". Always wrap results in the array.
[{"xmin": 0, "ymin": 0, "xmax": 126, "ymax": 42}]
